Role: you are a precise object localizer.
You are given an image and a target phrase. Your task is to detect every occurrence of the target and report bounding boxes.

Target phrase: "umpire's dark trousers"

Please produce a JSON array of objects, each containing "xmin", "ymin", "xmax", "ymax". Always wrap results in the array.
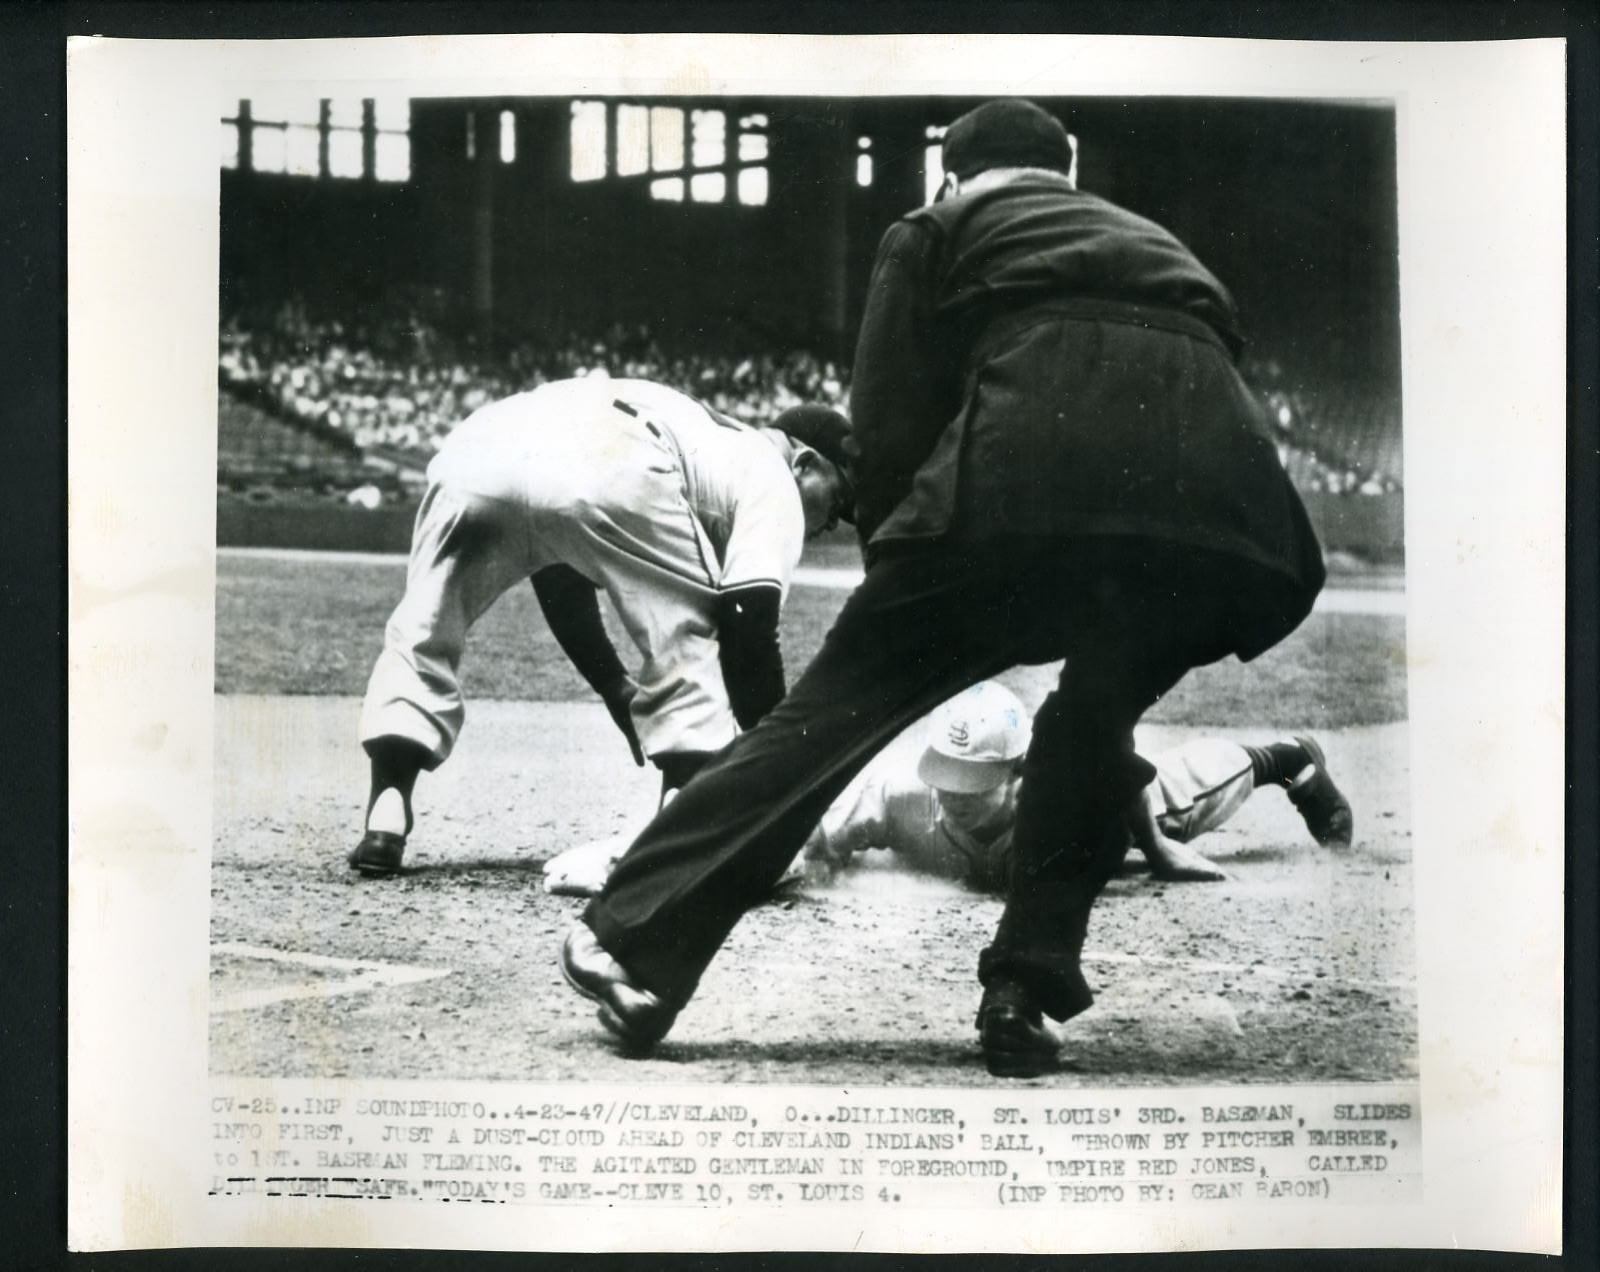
[{"xmin": 585, "ymin": 536, "xmax": 1261, "ymax": 1023}]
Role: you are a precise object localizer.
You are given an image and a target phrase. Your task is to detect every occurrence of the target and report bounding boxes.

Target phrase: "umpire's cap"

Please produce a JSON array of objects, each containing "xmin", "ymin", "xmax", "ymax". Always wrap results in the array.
[
  {"xmin": 773, "ymin": 404, "xmax": 857, "ymax": 523},
  {"xmin": 942, "ymin": 98, "xmax": 1074, "ymax": 181}
]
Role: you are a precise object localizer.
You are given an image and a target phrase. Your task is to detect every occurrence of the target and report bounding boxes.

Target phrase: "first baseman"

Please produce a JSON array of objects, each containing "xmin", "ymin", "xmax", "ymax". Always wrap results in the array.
[{"xmin": 352, "ymin": 375, "xmax": 854, "ymax": 876}]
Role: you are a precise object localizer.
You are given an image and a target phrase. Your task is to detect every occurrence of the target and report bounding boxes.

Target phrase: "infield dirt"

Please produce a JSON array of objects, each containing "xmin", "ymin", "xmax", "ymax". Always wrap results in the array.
[
  {"xmin": 210, "ymin": 548, "xmax": 1413, "ymax": 1087},
  {"xmin": 210, "ymin": 696, "xmax": 1414, "ymax": 1088}
]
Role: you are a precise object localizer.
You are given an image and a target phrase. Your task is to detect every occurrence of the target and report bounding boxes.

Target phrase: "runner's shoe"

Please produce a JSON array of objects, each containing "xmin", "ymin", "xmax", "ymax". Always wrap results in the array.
[{"xmin": 1287, "ymin": 735, "xmax": 1354, "ymax": 848}]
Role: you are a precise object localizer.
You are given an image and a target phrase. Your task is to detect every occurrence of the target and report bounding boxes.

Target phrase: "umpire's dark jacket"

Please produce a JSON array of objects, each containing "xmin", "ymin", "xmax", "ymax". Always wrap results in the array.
[{"xmin": 848, "ymin": 172, "xmax": 1326, "ymax": 659}]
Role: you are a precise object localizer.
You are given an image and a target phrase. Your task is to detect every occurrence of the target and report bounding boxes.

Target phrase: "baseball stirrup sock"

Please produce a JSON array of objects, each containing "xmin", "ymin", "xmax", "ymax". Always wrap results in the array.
[{"xmin": 1244, "ymin": 740, "xmax": 1311, "ymax": 788}]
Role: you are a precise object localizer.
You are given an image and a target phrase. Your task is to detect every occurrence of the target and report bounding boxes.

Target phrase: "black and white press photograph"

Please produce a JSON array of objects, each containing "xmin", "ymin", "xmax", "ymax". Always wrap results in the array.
[
  {"xmin": 204, "ymin": 80, "xmax": 1416, "ymax": 1089},
  {"xmin": 60, "ymin": 22, "xmax": 1574, "ymax": 1253}
]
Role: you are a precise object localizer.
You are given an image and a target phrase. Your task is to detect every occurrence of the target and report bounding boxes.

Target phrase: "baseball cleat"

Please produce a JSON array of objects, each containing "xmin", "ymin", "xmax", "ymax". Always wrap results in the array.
[
  {"xmin": 348, "ymin": 830, "xmax": 407, "ymax": 877},
  {"xmin": 560, "ymin": 924, "xmax": 678, "ymax": 1052},
  {"xmin": 1286, "ymin": 735, "xmax": 1354, "ymax": 848},
  {"xmin": 977, "ymin": 980, "xmax": 1061, "ymax": 1078}
]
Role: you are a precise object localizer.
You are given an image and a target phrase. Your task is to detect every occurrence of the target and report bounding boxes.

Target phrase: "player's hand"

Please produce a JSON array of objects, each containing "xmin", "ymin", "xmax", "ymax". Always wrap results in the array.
[
  {"xmin": 802, "ymin": 841, "xmax": 844, "ymax": 886},
  {"xmin": 602, "ymin": 678, "xmax": 646, "ymax": 767},
  {"xmin": 1145, "ymin": 833, "xmax": 1228, "ymax": 883}
]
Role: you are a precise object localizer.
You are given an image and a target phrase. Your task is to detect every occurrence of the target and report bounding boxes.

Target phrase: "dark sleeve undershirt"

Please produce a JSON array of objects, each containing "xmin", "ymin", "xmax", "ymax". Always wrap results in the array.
[
  {"xmin": 715, "ymin": 583, "xmax": 785, "ymax": 729},
  {"xmin": 530, "ymin": 564, "xmax": 629, "ymax": 699}
]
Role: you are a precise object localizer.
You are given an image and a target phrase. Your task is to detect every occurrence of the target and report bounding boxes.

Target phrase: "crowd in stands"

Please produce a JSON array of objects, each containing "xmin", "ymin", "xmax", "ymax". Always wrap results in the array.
[
  {"xmin": 220, "ymin": 297, "xmax": 515, "ymax": 457},
  {"xmin": 1243, "ymin": 356, "xmax": 1402, "ymax": 496},
  {"xmin": 218, "ymin": 298, "xmax": 1399, "ymax": 498},
  {"xmin": 218, "ymin": 298, "xmax": 848, "ymax": 464}
]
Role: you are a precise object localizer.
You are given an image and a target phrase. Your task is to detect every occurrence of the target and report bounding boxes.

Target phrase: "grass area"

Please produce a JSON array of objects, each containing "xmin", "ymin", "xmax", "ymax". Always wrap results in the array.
[
  {"xmin": 1139, "ymin": 607, "xmax": 1406, "ymax": 729},
  {"xmin": 216, "ymin": 548, "xmax": 1406, "ymax": 730}
]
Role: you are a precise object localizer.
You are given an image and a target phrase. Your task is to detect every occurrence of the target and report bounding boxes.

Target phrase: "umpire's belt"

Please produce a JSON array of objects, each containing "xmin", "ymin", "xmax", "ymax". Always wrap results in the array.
[{"xmin": 973, "ymin": 297, "xmax": 1238, "ymax": 363}]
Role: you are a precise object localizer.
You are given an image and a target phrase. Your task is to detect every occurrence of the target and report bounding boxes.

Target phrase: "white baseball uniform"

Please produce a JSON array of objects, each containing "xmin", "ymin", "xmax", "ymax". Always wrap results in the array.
[
  {"xmin": 360, "ymin": 376, "xmax": 806, "ymax": 765},
  {"xmin": 542, "ymin": 732, "xmax": 1257, "ymax": 896},
  {"xmin": 803, "ymin": 736, "xmax": 1255, "ymax": 890}
]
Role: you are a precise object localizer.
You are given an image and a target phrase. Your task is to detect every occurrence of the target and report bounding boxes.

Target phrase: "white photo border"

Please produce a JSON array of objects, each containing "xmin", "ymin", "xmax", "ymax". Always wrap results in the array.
[{"xmin": 66, "ymin": 33, "xmax": 1566, "ymax": 1254}]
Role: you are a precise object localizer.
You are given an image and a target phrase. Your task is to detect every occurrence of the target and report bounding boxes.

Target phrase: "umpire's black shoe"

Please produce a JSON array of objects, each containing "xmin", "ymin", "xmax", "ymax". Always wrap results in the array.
[
  {"xmin": 1287, "ymin": 735, "xmax": 1354, "ymax": 848},
  {"xmin": 560, "ymin": 924, "xmax": 678, "ymax": 1052},
  {"xmin": 349, "ymin": 830, "xmax": 406, "ymax": 877},
  {"xmin": 977, "ymin": 980, "xmax": 1061, "ymax": 1079}
]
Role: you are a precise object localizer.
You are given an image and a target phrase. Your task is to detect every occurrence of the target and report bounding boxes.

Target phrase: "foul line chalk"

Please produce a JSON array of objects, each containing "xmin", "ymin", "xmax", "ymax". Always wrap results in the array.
[{"xmin": 211, "ymin": 941, "xmax": 451, "ymax": 1014}]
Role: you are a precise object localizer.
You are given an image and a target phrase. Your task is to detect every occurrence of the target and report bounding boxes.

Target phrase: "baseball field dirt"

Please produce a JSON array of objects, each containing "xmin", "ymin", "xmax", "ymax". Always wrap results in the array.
[{"xmin": 210, "ymin": 548, "xmax": 1414, "ymax": 1089}]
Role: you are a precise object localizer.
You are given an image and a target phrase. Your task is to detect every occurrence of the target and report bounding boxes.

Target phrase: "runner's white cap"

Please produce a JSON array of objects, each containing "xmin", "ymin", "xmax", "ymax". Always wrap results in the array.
[{"xmin": 916, "ymin": 681, "xmax": 1031, "ymax": 794}]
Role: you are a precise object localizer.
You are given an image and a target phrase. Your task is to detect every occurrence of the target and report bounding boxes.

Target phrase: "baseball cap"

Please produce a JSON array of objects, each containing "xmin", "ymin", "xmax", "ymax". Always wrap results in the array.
[
  {"xmin": 916, "ymin": 682, "xmax": 1032, "ymax": 794},
  {"xmin": 942, "ymin": 99, "xmax": 1075, "ymax": 181},
  {"xmin": 772, "ymin": 404, "xmax": 858, "ymax": 524}
]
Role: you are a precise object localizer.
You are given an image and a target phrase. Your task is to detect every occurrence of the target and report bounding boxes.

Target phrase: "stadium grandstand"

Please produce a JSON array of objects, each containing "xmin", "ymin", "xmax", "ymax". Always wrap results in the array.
[{"xmin": 218, "ymin": 94, "xmax": 1403, "ymax": 556}]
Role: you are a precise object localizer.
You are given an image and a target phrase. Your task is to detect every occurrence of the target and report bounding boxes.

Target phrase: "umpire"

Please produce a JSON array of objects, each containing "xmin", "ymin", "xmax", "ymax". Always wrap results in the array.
[{"xmin": 563, "ymin": 98, "xmax": 1326, "ymax": 1077}]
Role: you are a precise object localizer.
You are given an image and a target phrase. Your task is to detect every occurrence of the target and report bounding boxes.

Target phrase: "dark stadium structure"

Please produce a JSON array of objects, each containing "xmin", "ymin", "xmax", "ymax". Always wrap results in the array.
[{"xmin": 217, "ymin": 94, "xmax": 1404, "ymax": 559}]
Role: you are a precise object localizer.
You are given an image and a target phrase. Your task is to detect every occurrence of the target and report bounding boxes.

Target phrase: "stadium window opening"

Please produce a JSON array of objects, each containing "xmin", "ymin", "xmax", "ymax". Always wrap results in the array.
[
  {"xmin": 923, "ymin": 123, "xmax": 946, "ymax": 205},
  {"xmin": 221, "ymin": 95, "xmax": 411, "ymax": 182},
  {"xmin": 568, "ymin": 100, "xmax": 768, "ymax": 206}
]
